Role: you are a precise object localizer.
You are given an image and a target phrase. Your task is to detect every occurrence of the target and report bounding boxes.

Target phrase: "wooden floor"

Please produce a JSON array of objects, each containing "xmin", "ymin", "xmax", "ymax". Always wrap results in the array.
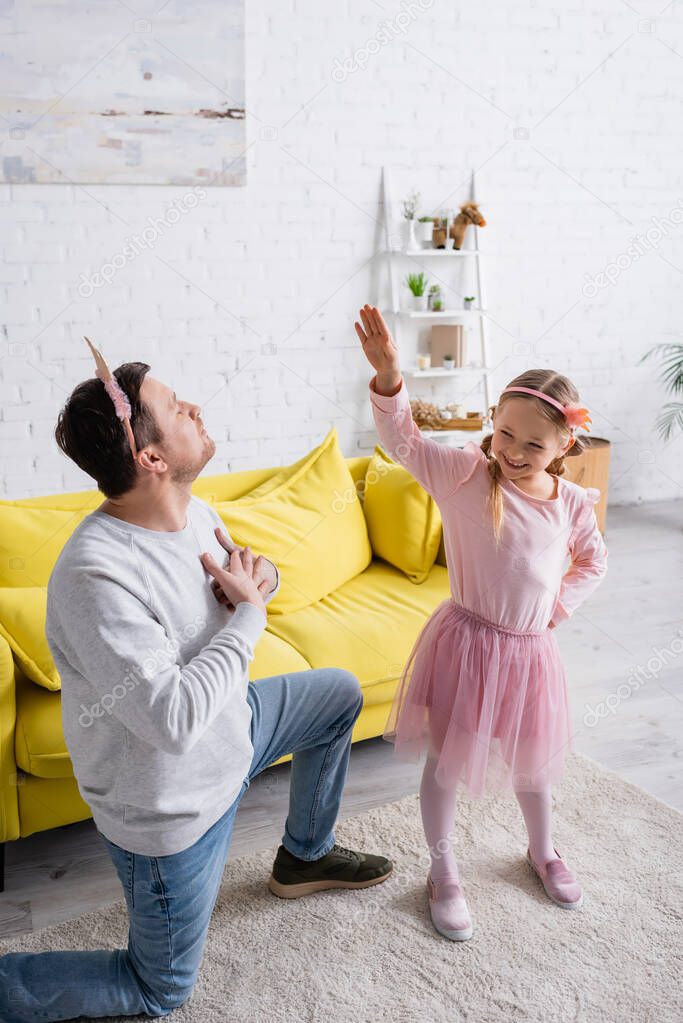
[{"xmin": 1, "ymin": 498, "xmax": 681, "ymax": 939}]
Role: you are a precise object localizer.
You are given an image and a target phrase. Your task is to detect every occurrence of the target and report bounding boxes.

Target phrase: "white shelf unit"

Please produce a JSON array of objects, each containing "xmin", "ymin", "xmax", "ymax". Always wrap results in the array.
[
  {"xmin": 399, "ymin": 249, "xmax": 479, "ymax": 258},
  {"xmin": 398, "ymin": 309, "xmax": 487, "ymax": 320},
  {"xmin": 418, "ymin": 428, "xmax": 490, "ymax": 441},
  {"xmin": 403, "ymin": 365, "xmax": 493, "ymax": 377},
  {"xmin": 380, "ymin": 167, "xmax": 493, "ymax": 445}
]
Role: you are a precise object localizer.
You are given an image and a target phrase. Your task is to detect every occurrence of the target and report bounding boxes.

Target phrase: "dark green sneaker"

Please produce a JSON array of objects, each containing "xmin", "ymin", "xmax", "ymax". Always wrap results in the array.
[{"xmin": 267, "ymin": 842, "xmax": 393, "ymax": 899}]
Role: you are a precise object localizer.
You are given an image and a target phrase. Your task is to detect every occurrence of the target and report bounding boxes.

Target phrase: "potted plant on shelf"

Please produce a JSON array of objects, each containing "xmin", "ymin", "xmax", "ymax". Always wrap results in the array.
[
  {"xmin": 405, "ymin": 272, "xmax": 428, "ymax": 310},
  {"xmin": 401, "ymin": 189, "xmax": 420, "ymax": 250},
  {"xmin": 463, "ymin": 295, "xmax": 476, "ymax": 310},
  {"xmin": 416, "ymin": 216, "xmax": 434, "ymax": 246},
  {"xmin": 442, "ymin": 354, "xmax": 455, "ymax": 370},
  {"xmin": 427, "ymin": 283, "xmax": 441, "ymax": 310}
]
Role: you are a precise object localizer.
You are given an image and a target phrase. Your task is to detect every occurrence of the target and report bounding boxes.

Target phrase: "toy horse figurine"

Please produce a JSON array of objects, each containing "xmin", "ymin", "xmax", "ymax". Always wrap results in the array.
[{"xmin": 450, "ymin": 202, "xmax": 487, "ymax": 249}]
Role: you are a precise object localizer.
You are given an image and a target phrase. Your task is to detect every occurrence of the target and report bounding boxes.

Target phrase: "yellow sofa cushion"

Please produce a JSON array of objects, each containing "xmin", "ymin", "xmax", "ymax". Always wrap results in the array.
[
  {"xmin": 0, "ymin": 587, "xmax": 60, "ymax": 691},
  {"xmin": 362, "ymin": 446, "xmax": 442, "ymax": 583},
  {"xmin": 192, "ymin": 455, "xmax": 372, "ymax": 505},
  {"xmin": 0, "ymin": 502, "xmax": 99, "ymax": 587},
  {"xmin": 229, "ymin": 440, "xmax": 329, "ymax": 501},
  {"xmin": 0, "ymin": 454, "xmax": 375, "ymax": 587},
  {"xmin": 0, "ymin": 471, "xmax": 305, "ymax": 587},
  {"xmin": 0, "ymin": 489, "xmax": 104, "ymax": 511},
  {"xmin": 192, "ymin": 466, "xmax": 282, "ymax": 504},
  {"xmin": 266, "ymin": 558, "xmax": 450, "ymax": 706},
  {"xmin": 214, "ymin": 428, "xmax": 372, "ymax": 615}
]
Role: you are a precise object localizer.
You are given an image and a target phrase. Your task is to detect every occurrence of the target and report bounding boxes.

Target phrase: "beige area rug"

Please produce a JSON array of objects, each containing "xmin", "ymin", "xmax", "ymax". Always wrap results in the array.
[{"xmin": 1, "ymin": 752, "xmax": 681, "ymax": 1023}]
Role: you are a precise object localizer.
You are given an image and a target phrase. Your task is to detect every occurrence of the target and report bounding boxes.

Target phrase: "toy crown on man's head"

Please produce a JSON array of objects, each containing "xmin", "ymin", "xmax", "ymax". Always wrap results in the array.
[{"xmin": 83, "ymin": 336, "xmax": 138, "ymax": 458}]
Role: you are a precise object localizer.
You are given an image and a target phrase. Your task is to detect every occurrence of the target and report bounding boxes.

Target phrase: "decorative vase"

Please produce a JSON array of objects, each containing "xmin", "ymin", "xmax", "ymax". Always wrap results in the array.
[{"xmin": 402, "ymin": 219, "xmax": 417, "ymax": 250}]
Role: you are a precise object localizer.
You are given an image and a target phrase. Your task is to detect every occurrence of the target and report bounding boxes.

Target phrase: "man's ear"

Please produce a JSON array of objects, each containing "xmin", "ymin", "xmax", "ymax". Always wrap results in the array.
[{"xmin": 138, "ymin": 448, "xmax": 166, "ymax": 472}]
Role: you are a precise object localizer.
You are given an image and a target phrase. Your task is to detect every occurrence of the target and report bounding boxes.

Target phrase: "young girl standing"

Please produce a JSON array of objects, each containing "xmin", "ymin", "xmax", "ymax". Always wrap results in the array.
[{"xmin": 355, "ymin": 304, "xmax": 608, "ymax": 942}]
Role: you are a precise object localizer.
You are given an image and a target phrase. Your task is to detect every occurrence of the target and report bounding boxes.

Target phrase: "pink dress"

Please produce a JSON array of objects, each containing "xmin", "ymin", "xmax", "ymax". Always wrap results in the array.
[{"xmin": 369, "ymin": 374, "xmax": 609, "ymax": 798}]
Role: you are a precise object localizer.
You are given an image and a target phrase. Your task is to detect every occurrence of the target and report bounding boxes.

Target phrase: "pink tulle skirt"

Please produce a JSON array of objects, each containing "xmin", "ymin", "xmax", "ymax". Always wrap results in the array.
[{"xmin": 383, "ymin": 598, "xmax": 575, "ymax": 798}]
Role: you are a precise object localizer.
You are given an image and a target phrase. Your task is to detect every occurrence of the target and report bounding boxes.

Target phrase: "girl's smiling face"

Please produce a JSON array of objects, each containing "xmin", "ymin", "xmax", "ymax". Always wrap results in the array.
[{"xmin": 491, "ymin": 397, "xmax": 574, "ymax": 479}]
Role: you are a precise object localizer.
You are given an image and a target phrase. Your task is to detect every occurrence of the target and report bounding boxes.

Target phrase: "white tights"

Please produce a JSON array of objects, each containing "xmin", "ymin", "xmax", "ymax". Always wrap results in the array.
[{"xmin": 419, "ymin": 754, "xmax": 557, "ymax": 882}]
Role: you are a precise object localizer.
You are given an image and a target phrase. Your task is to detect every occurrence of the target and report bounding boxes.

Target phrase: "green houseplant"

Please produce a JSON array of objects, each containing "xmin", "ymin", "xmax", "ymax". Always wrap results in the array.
[
  {"xmin": 427, "ymin": 283, "xmax": 441, "ymax": 311},
  {"xmin": 405, "ymin": 271, "xmax": 428, "ymax": 311},
  {"xmin": 638, "ymin": 342, "xmax": 683, "ymax": 441}
]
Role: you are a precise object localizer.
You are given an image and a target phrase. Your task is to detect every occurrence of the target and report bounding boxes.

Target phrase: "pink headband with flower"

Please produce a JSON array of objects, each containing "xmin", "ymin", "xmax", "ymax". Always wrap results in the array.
[
  {"xmin": 501, "ymin": 386, "xmax": 592, "ymax": 433},
  {"xmin": 83, "ymin": 336, "xmax": 138, "ymax": 458}
]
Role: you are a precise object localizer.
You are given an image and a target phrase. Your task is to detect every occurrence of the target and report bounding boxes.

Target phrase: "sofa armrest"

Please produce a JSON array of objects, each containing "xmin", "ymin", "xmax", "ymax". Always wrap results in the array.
[{"xmin": 0, "ymin": 633, "xmax": 20, "ymax": 843}]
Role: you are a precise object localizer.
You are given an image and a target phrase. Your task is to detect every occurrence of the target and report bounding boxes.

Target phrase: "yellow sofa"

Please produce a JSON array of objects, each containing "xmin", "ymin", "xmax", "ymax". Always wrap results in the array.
[{"xmin": 0, "ymin": 448, "xmax": 451, "ymax": 890}]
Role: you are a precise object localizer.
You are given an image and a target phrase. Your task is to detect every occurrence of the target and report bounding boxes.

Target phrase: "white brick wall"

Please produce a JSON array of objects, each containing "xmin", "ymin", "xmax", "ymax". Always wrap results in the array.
[{"xmin": 1, "ymin": 0, "xmax": 682, "ymax": 503}]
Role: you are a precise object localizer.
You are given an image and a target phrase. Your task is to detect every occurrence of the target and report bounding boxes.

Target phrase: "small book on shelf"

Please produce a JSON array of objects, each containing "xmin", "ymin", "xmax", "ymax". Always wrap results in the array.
[{"xmin": 430, "ymin": 324, "xmax": 465, "ymax": 366}]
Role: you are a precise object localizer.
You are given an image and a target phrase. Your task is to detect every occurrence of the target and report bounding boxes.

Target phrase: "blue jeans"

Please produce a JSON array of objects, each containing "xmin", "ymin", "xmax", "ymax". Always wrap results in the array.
[{"xmin": 0, "ymin": 667, "xmax": 363, "ymax": 1022}]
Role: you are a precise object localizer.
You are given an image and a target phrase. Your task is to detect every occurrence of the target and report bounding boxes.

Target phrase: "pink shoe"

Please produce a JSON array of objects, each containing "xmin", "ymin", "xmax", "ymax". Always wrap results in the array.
[
  {"xmin": 426, "ymin": 873, "xmax": 474, "ymax": 941},
  {"xmin": 526, "ymin": 847, "xmax": 584, "ymax": 909}
]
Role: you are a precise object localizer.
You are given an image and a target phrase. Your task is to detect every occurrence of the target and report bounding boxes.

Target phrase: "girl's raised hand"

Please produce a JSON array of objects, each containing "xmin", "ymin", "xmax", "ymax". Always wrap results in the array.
[{"xmin": 354, "ymin": 305, "xmax": 401, "ymax": 378}]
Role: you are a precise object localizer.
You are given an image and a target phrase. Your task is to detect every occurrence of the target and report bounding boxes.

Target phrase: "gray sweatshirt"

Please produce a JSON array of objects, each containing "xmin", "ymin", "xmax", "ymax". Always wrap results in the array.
[{"xmin": 45, "ymin": 495, "xmax": 280, "ymax": 856}]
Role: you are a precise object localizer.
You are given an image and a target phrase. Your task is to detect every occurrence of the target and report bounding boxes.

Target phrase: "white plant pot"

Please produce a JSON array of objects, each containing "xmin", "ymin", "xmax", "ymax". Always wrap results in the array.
[
  {"xmin": 412, "ymin": 294, "xmax": 428, "ymax": 311},
  {"xmin": 402, "ymin": 219, "xmax": 417, "ymax": 250},
  {"xmin": 416, "ymin": 221, "xmax": 433, "ymax": 245},
  {"xmin": 443, "ymin": 360, "xmax": 455, "ymax": 370}
]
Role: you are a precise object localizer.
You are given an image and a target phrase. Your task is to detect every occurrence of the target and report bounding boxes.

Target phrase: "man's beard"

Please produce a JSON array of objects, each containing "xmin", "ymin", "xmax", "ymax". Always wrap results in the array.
[{"xmin": 169, "ymin": 438, "xmax": 215, "ymax": 484}]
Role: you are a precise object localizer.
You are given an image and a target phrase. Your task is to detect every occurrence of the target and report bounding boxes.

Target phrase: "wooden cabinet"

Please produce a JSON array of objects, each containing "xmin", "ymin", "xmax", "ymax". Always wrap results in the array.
[{"xmin": 562, "ymin": 437, "xmax": 611, "ymax": 534}]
